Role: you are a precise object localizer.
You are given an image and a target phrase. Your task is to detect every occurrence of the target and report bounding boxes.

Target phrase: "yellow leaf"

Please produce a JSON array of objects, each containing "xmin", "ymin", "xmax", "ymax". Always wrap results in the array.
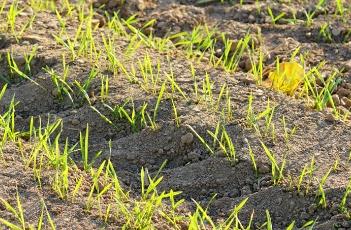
[{"xmin": 268, "ymin": 62, "xmax": 304, "ymax": 95}]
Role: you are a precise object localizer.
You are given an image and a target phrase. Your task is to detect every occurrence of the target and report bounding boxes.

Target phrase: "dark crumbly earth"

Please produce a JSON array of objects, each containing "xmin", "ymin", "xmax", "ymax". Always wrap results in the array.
[{"xmin": 0, "ymin": 0, "xmax": 351, "ymax": 229}]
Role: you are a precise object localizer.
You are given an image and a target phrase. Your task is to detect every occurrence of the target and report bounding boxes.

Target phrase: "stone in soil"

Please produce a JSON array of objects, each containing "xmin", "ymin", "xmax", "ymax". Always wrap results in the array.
[{"xmin": 181, "ymin": 132, "xmax": 194, "ymax": 146}]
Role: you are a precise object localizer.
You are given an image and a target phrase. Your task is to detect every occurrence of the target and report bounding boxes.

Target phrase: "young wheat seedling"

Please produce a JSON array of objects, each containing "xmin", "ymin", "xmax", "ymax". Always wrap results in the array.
[
  {"xmin": 261, "ymin": 141, "xmax": 285, "ymax": 184},
  {"xmin": 267, "ymin": 7, "xmax": 286, "ymax": 25},
  {"xmin": 316, "ymin": 167, "xmax": 333, "ymax": 208}
]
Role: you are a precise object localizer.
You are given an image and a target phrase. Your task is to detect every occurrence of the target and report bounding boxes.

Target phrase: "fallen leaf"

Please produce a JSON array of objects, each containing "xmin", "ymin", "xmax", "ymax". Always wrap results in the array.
[{"xmin": 267, "ymin": 62, "xmax": 304, "ymax": 95}]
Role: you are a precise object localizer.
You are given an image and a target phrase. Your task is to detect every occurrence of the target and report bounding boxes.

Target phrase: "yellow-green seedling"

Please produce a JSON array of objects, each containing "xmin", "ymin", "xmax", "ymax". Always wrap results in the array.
[
  {"xmin": 101, "ymin": 34, "xmax": 121, "ymax": 76},
  {"xmin": 219, "ymin": 198, "xmax": 252, "ymax": 229},
  {"xmin": 339, "ymin": 176, "xmax": 351, "ymax": 215},
  {"xmin": 152, "ymin": 80, "xmax": 167, "ymax": 128},
  {"xmin": 187, "ymin": 124, "xmax": 214, "ymax": 155},
  {"xmin": 301, "ymin": 219, "xmax": 317, "ymax": 229},
  {"xmin": 245, "ymin": 139, "xmax": 257, "ymax": 174},
  {"xmin": 297, "ymin": 163, "xmax": 310, "ymax": 193},
  {"xmin": 6, "ymin": 0, "xmax": 36, "ymax": 41},
  {"xmin": 121, "ymin": 167, "xmax": 181, "ymax": 229},
  {"xmin": 44, "ymin": 66, "xmax": 74, "ymax": 103},
  {"xmin": 189, "ymin": 197, "xmax": 218, "ymax": 229},
  {"xmin": 80, "ymin": 124, "xmax": 102, "ymax": 171},
  {"xmin": 26, "ymin": 118, "xmax": 62, "ymax": 186},
  {"xmin": 218, "ymin": 33, "xmax": 251, "ymax": 72},
  {"xmin": 173, "ymin": 25, "xmax": 215, "ymax": 60},
  {"xmin": 286, "ymin": 221, "xmax": 296, "ymax": 230},
  {"xmin": 159, "ymin": 189, "xmax": 185, "ymax": 229},
  {"xmin": 302, "ymin": 65, "xmax": 341, "ymax": 112},
  {"xmin": 316, "ymin": 0, "xmax": 327, "ymax": 9},
  {"xmin": 262, "ymin": 209, "xmax": 273, "ymax": 230},
  {"xmin": 55, "ymin": 9, "xmax": 67, "ymax": 35},
  {"xmin": 7, "ymin": 52, "xmax": 41, "ymax": 87},
  {"xmin": 190, "ymin": 63, "xmax": 200, "ymax": 100},
  {"xmin": 102, "ymin": 99, "xmax": 151, "ymax": 132},
  {"xmin": 138, "ymin": 53, "xmax": 161, "ymax": 94},
  {"xmin": 0, "ymin": 0, "xmax": 8, "ymax": 15},
  {"xmin": 267, "ymin": 7, "xmax": 286, "ymax": 25},
  {"xmin": 105, "ymin": 160, "xmax": 127, "ymax": 200},
  {"xmin": 188, "ymin": 197, "xmax": 250, "ymax": 229},
  {"xmin": 246, "ymin": 93, "xmax": 256, "ymax": 128},
  {"xmin": 281, "ymin": 116, "xmax": 297, "ymax": 144},
  {"xmin": 0, "ymin": 96, "xmax": 19, "ymax": 156},
  {"xmin": 71, "ymin": 175, "xmax": 84, "ymax": 199},
  {"xmin": 53, "ymin": 7, "xmax": 99, "ymax": 61},
  {"xmin": 284, "ymin": 9, "xmax": 298, "ymax": 25},
  {"xmin": 51, "ymin": 144, "xmax": 69, "ymax": 199},
  {"xmin": 249, "ymin": 46, "xmax": 264, "ymax": 84},
  {"xmin": 304, "ymin": 10, "xmax": 315, "ymax": 27},
  {"xmin": 207, "ymin": 123, "xmax": 237, "ymax": 163},
  {"xmin": 0, "ymin": 191, "xmax": 26, "ymax": 230},
  {"xmin": 246, "ymin": 94, "xmax": 276, "ymax": 137},
  {"xmin": 23, "ymin": 46, "xmax": 38, "ymax": 75},
  {"xmin": 82, "ymin": 68, "xmax": 99, "ymax": 93},
  {"xmin": 335, "ymin": 0, "xmax": 346, "ymax": 16},
  {"xmin": 0, "ymin": 191, "xmax": 56, "ymax": 229},
  {"xmin": 106, "ymin": 12, "xmax": 129, "ymax": 37},
  {"xmin": 100, "ymin": 75, "xmax": 109, "ymax": 102},
  {"xmin": 166, "ymin": 71, "xmax": 187, "ymax": 99},
  {"xmin": 223, "ymin": 86, "xmax": 233, "ymax": 121},
  {"xmin": 171, "ymin": 98, "xmax": 180, "ymax": 127},
  {"xmin": 62, "ymin": 0, "xmax": 74, "ymax": 17},
  {"xmin": 29, "ymin": 0, "xmax": 57, "ymax": 13},
  {"xmin": 216, "ymin": 84, "xmax": 227, "ymax": 111},
  {"xmin": 85, "ymin": 160, "xmax": 108, "ymax": 210},
  {"xmin": 261, "ymin": 141, "xmax": 285, "ymax": 184},
  {"xmin": 316, "ymin": 167, "xmax": 333, "ymax": 208},
  {"xmin": 319, "ymin": 23, "xmax": 333, "ymax": 42},
  {"xmin": 202, "ymin": 72, "xmax": 214, "ymax": 105},
  {"xmin": 125, "ymin": 34, "xmax": 143, "ymax": 57}
]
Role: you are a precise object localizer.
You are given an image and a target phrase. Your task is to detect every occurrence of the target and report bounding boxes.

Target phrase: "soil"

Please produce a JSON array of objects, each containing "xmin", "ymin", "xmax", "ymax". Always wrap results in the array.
[
  {"xmin": 0, "ymin": 142, "xmax": 110, "ymax": 229},
  {"xmin": 0, "ymin": 0, "xmax": 351, "ymax": 229}
]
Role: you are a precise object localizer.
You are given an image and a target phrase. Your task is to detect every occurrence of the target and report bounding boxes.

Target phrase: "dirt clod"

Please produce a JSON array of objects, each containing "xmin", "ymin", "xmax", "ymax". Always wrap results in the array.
[{"xmin": 181, "ymin": 132, "xmax": 194, "ymax": 146}]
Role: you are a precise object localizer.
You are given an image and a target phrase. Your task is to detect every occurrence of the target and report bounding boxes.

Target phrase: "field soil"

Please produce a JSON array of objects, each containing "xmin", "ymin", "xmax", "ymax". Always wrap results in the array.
[{"xmin": 0, "ymin": 0, "xmax": 351, "ymax": 229}]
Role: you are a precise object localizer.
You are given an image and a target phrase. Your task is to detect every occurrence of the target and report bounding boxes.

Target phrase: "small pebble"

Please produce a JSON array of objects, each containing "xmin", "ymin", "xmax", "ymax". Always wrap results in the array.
[
  {"xmin": 325, "ymin": 108, "xmax": 335, "ymax": 121},
  {"xmin": 289, "ymin": 200, "xmax": 295, "ymax": 208},
  {"xmin": 157, "ymin": 149, "xmax": 164, "ymax": 154},
  {"xmin": 331, "ymin": 94, "xmax": 340, "ymax": 106},
  {"xmin": 181, "ymin": 132, "xmax": 194, "ymax": 146},
  {"xmin": 337, "ymin": 87, "xmax": 350, "ymax": 97},
  {"xmin": 257, "ymin": 162, "xmax": 270, "ymax": 174},
  {"xmin": 276, "ymin": 197, "xmax": 283, "ymax": 205},
  {"xmin": 343, "ymin": 82, "xmax": 351, "ymax": 89},
  {"xmin": 341, "ymin": 97, "xmax": 351, "ymax": 109},
  {"xmin": 187, "ymin": 151, "xmax": 201, "ymax": 162},
  {"xmin": 332, "ymin": 27, "xmax": 341, "ymax": 37},
  {"xmin": 71, "ymin": 118, "xmax": 80, "ymax": 126},
  {"xmin": 21, "ymin": 40, "xmax": 30, "ymax": 46},
  {"xmin": 214, "ymin": 150, "xmax": 225, "ymax": 158},
  {"xmin": 51, "ymin": 88, "xmax": 59, "ymax": 97},
  {"xmin": 248, "ymin": 14, "xmax": 256, "ymax": 23},
  {"xmin": 126, "ymin": 153, "xmax": 136, "ymax": 160},
  {"xmin": 241, "ymin": 75, "xmax": 255, "ymax": 85},
  {"xmin": 308, "ymin": 204, "xmax": 317, "ymax": 215},
  {"xmin": 240, "ymin": 185, "xmax": 252, "ymax": 196}
]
